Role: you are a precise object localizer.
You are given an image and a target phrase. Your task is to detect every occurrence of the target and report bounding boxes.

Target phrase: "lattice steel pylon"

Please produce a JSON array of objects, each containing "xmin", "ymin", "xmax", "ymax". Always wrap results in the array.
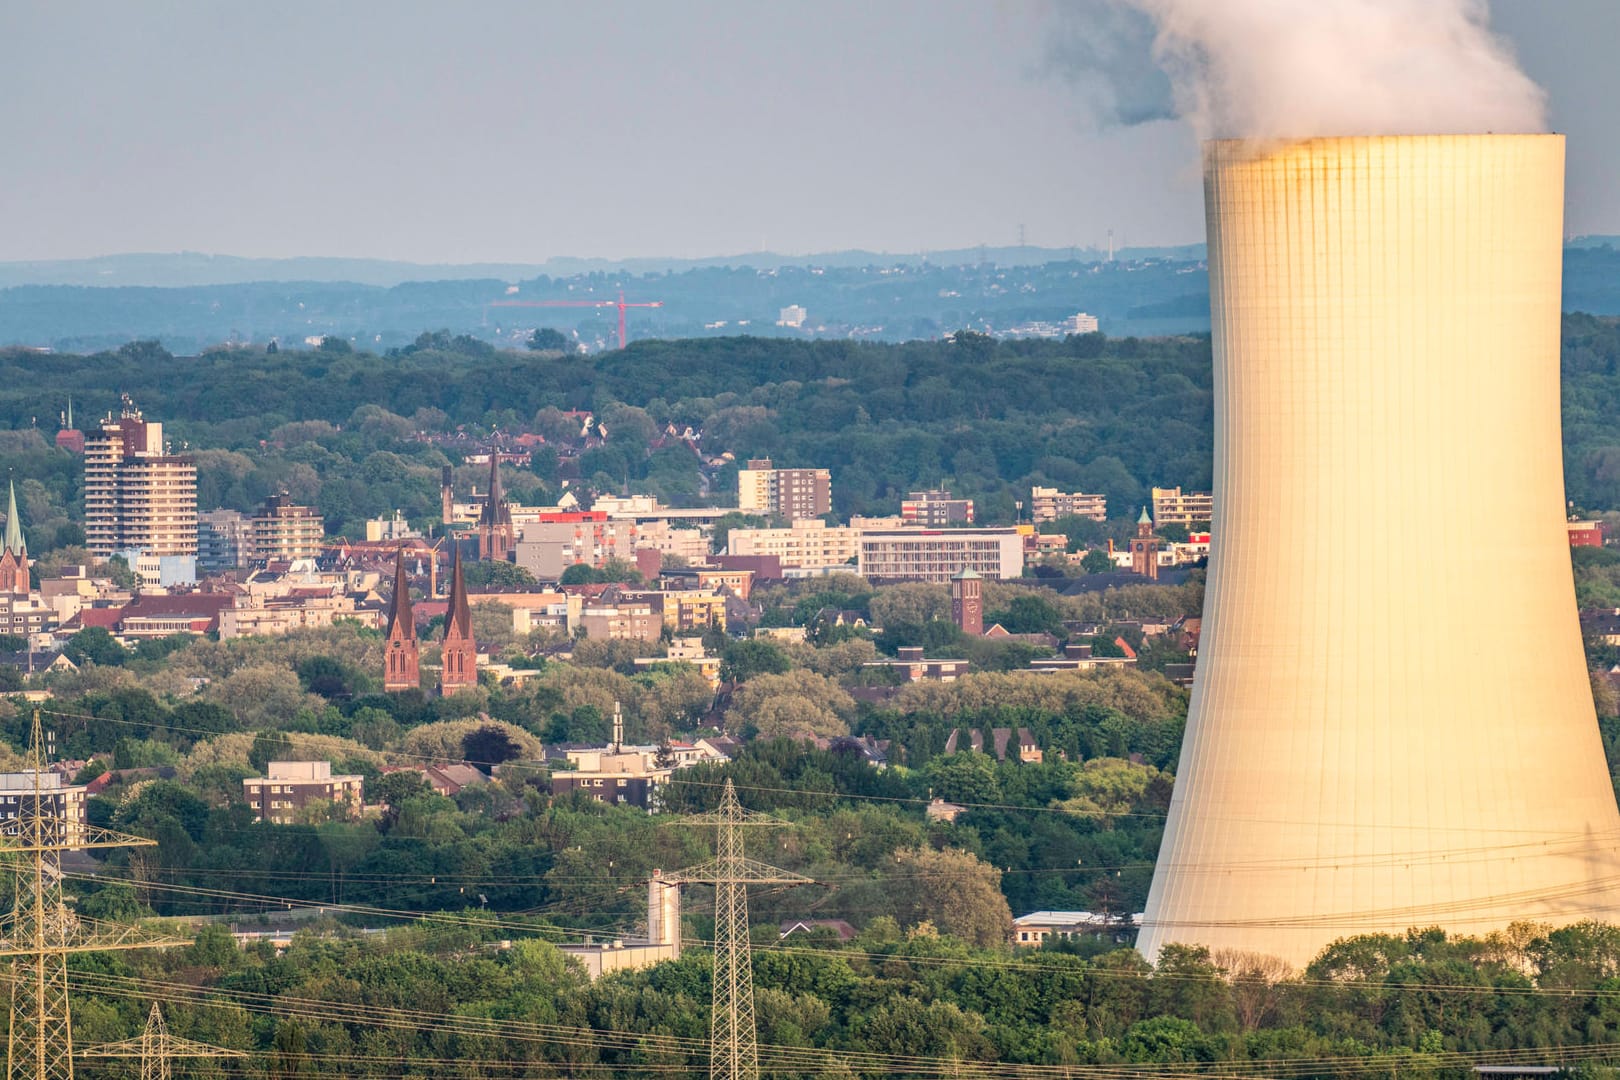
[
  {"xmin": 0, "ymin": 711, "xmax": 184, "ymax": 1080},
  {"xmin": 80, "ymin": 1003, "xmax": 248, "ymax": 1080},
  {"xmin": 667, "ymin": 779, "xmax": 814, "ymax": 1080}
]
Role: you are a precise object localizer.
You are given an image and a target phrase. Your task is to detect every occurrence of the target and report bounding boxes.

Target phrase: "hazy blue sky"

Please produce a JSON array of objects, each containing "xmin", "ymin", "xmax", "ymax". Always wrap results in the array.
[{"xmin": 0, "ymin": 1, "xmax": 1613, "ymax": 263}]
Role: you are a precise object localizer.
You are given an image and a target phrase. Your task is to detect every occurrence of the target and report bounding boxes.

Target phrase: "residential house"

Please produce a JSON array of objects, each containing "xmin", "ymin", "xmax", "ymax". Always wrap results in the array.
[
  {"xmin": 1012, "ymin": 910, "xmax": 1142, "ymax": 947},
  {"xmin": 1029, "ymin": 643, "xmax": 1136, "ymax": 673},
  {"xmin": 863, "ymin": 645, "xmax": 970, "ymax": 683},
  {"xmin": 243, "ymin": 761, "xmax": 364, "ymax": 824},
  {"xmin": 0, "ymin": 772, "xmax": 87, "ymax": 844}
]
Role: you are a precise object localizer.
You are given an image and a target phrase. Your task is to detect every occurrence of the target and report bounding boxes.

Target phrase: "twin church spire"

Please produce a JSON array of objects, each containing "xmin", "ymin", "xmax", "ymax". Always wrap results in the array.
[{"xmin": 381, "ymin": 542, "xmax": 478, "ymax": 695}]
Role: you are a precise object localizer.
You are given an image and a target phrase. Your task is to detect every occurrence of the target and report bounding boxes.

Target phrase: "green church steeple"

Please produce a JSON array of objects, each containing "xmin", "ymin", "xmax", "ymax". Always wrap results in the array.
[{"xmin": 3, "ymin": 479, "xmax": 24, "ymax": 557}]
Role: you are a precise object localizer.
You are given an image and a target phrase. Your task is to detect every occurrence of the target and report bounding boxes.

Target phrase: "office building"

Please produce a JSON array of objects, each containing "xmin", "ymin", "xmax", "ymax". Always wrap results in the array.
[
  {"xmin": 858, "ymin": 528, "xmax": 1023, "ymax": 583},
  {"xmin": 514, "ymin": 513, "xmax": 641, "ymax": 579}
]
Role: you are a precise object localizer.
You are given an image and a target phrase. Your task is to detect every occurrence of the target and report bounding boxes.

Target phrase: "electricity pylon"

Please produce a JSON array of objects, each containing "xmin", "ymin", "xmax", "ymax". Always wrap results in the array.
[
  {"xmin": 80, "ymin": 1003, "xmax": 247, "ymax": 1080},
  {"xmin": 667, "ymin": 779, "xmax": 814, "ymax": 1080},
  {"xmin": 0, "ymin": 711, "xmax": 184, "ymax": 1080}
]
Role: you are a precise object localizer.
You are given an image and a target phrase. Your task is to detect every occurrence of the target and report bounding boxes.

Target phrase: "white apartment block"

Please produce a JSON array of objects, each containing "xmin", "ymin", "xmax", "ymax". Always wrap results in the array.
[
  {"xmin": 858, "ymin": 528, "xmax": 1025, "ymax": 584},
  {"xmin": 1030, "ymin": 487, "xmax": 1107, "ymax": 524},
  {"xmin": 628, "ymin": 520, "xmax": 710, "ymax": 564},
  {"xmin": 728, "ymin": 519, "xmax": 862, "ymax": 570},
  {"xmin": 243, "ymin": 761, "xmax": 364, "ymax": 824},
  {"xmin": 1151, "ymin": 486, "xmax": 1214, "ymax": 527},
  {"xmin": 219, "ymin": 593, "xmax": 370, "ymax": 640}
]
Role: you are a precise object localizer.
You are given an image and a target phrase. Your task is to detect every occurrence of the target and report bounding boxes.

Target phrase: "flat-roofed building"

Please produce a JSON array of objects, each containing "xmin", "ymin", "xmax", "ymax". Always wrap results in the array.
[
  {"xmin": 559, "ymin": 872, "xmax": 682, "ymax": 979},
  {"xmin": 634, "ymin": 638, "xmax": 722, "ymax": 690},
  {"xmin": 84, "ymin": 407, "xmax": 197, "ymax": 558},
  {"xmin": 198, "ymin": 509, "xmax": 251, "ymax": 571},
  {"xmin": 901, "ymin": 489, "xmax": 975, "ymax": 527},
  {"xmin": 660, "ymin": 566, "xmax": 754, "ymax": 601},
  {"xmin": 0, "ymin": 772, "xmax": 87, "ymax": 845},
  {"xmin": 660, "ymin": 589, "xmax": 727, "ymax": 632},
  {"xmin": 1150, "ymin": 486, "xmax": 1214, "ymax": 528},
  {"xmin": 515, "ymin": 513, "xmax": 642, "ymax": 579},
  {"xmin": 219, "ymin": 592, "xmax": 369, "ymax": 639},
  {"xmin": 1569, "ymin": 520, "xmax": 1605, "ymax": 548},
  {"xmin": 1030, "ymin": 486, "xmax": 1107, "ymax": 524},
  {"xmin": 863, "ymin": 645, "xmax": 971, "ymax": 682},
  {"xmin": 728, "ymin": 519, "xmax": 861, "ymax": 570},
  {"xmin": 548, "ymin": 711, "xmax": 673, "ymax": 810},
  {"xmin": 579, "ymin": 593, "xmax": 664, "ymax": 642},
  {"xmin": 1012, "ymin": 910, "xmax": 1140, "ymax": 947},
  {"xmin": 249, "ymin": 493, "xmax": 324, "ymax": 563},
  {"xmin": 737, "ymin": 458, "xmax": 830, "ymax": 519},
  {"xmin": 858, "ymin": 528, "xmax": 1024, "ymax": 583},
  {"xmin": 243, "ymin": 760, "xmax": 364, "ymax": 824}
]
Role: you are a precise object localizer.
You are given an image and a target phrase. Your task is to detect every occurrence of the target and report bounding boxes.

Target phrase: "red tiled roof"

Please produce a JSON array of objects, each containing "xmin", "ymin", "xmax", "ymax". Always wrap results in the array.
[
  {"xmin": 73, "ymin": 608, "xmax": 125, "ymax": 630},
  {"xmin": 123, "ymin": 593, "xmax": 234, "ymax": 617}
]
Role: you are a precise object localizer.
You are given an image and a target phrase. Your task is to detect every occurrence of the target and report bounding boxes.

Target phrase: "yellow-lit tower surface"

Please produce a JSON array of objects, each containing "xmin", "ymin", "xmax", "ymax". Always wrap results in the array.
[{"xmin": 1139, "ymin": 135, "xmax": 1620, "ymax": 968}]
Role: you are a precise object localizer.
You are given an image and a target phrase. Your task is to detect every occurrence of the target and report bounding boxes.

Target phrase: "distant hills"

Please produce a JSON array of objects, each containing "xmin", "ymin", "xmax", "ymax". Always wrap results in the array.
[
  {"xmin": 0, "ymin": 245, "xmax": 1208, "ymax": 289},
  {"xmin": 2, "ymin": 241, "xmax": 1617, "ymax": 355}
]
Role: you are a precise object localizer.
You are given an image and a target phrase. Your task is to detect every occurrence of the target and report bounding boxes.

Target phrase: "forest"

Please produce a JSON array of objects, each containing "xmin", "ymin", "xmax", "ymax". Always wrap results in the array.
[{"xmin": 4, "ymin": 316, "xmax": 1620, "ymax": 546}]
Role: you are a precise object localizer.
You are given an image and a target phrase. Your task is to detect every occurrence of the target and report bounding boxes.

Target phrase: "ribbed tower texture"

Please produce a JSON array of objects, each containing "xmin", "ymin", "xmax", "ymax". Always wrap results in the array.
[{"xmin": 1139, "ymin": 135, "xmax": 1620, "ymax": 968}]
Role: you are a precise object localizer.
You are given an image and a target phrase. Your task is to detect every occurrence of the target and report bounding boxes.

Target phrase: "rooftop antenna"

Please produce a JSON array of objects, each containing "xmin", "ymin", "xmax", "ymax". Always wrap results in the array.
[
  {"xmin": 612, "ymin": 701, "xmax": 624, "ymax": 752},
  {"xmin": 1108, "ymin": 229, "xmax": 1116, "ymax": 262}
]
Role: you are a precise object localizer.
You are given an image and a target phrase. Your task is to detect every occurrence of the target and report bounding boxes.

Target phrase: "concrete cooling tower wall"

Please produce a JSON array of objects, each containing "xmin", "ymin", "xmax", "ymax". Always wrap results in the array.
[{"xmin": 1138, "ymin": 134, "xmax": 1620, "ymax": 968}]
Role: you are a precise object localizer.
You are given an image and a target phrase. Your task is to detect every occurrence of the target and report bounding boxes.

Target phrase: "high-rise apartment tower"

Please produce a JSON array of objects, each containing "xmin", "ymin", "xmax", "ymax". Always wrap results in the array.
[
  {"xmin": 83, "ymin": 406, "xmax": 197, "ymax": 557},
  {"xmin": 737, "ymin": 459, "xmax": 831, "ymax": 520}
]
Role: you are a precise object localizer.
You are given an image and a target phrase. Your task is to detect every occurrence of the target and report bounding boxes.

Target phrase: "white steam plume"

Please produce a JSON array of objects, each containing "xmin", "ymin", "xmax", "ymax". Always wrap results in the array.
[{"xmin": 1116, "ymin": 0, "xmax": 1546, "ymax": 138}]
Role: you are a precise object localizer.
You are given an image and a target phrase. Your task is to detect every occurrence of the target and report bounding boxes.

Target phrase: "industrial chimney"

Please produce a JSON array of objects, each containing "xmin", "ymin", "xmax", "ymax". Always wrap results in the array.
[{"xmin": 1139, "ymin": 135, "xmax": 1620, "ymax": 967}]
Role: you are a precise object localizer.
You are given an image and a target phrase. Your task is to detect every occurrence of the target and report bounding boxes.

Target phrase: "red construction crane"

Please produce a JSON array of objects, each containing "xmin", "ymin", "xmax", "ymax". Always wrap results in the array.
[{"xmin": 489, "ymin": 291, "xmax": 664, "ymax": 350}]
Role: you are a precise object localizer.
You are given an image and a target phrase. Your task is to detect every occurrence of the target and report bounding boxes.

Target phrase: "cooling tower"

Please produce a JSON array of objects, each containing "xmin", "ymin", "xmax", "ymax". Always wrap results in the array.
[{"xmin": 1138, "ymin": 135, "xmax": 1620, "ymax": 969}]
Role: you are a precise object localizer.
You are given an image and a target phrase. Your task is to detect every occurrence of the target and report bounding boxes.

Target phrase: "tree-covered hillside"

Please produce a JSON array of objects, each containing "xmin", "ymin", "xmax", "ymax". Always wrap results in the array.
[
  {"xmin": 0, "ymin": 333, "xmax": 1215, "ymax": 538},
  {"xmin": 5, "ymin": 319, "xmax": 1620, "ymax": 543}
]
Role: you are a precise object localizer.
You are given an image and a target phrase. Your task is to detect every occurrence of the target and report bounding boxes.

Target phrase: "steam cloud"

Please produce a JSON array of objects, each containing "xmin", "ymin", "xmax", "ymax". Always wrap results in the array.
[{"xmin": 1049, "ymin": 0, "xmax": 1546, "ymax": 138}]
